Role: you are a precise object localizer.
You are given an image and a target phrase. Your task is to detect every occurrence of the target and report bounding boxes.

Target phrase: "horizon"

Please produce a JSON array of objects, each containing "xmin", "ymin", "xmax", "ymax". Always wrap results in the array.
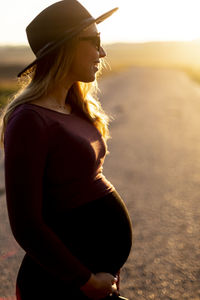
[{"xmin": 1, "ymin": 38, "xmax": 200, "ymax": 48}]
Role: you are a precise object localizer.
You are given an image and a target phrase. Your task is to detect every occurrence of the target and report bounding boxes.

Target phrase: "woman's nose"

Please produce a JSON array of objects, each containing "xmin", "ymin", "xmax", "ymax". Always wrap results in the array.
[{"xmin": 99, "ymin": 46, "xmax": 106, "ymax": 58}]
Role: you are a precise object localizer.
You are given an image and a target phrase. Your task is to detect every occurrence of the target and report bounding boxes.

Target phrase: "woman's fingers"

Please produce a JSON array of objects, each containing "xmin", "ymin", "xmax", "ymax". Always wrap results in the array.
[
  {"xmin": 80, "ymin": 272, "xmax": 119, "ymax": 299},
  {"xmin": 116, "ymin": 270, "xmax": 121, "ymax": 291},
  {"xmin": 111, "ymin": 282, "xmax": 119, "ymax": 295}
]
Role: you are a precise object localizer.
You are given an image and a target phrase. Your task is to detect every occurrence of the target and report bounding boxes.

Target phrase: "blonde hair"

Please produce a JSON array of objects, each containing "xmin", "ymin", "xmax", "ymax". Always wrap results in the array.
[{"xmin": 0, "ymin": 37, "xmax": 111, "ymax": 149}]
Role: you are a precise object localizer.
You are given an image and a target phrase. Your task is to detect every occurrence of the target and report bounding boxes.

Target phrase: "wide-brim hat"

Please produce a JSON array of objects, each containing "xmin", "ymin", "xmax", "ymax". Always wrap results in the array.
[{"xmin": 17, "ymin": 0, "xmax": 118, "ymax": 77}]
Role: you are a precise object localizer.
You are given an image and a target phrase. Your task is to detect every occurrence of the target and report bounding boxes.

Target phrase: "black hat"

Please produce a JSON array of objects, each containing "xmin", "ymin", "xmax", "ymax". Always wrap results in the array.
[{"xmin": 17, "ymin": 0, "xmax": 118, "ymax": 77}]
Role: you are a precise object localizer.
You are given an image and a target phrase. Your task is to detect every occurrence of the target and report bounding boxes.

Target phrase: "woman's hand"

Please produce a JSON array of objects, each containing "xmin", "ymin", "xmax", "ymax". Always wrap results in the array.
[{"xmin": 80, "ymin": 272, "xmax": 119, "ymax": 300}]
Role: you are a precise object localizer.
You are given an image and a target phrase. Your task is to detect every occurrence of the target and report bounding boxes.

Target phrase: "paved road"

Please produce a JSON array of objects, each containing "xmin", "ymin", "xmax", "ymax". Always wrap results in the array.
[
  {"xmin": 99, "ymin": 67, "xmax": 200, "ymax": 299},
  {"xmin": 1, "ymin": 67, "xmax": 200, "ymax": 299}
]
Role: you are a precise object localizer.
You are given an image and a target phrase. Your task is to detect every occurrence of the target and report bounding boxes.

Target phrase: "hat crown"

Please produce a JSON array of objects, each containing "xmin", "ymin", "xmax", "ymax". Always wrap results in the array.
[{"xmin": 26, "ymin": 0, "xmax": 93, "ymax": 55}]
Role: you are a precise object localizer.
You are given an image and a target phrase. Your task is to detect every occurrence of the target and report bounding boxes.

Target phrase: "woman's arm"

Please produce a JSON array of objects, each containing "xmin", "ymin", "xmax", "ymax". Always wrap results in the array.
[{"xmin": 4, "ymin": 108, "xmax": 91, "ymax": 287}]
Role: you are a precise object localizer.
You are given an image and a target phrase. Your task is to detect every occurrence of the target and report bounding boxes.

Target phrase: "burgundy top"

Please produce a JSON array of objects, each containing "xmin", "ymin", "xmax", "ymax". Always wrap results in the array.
[
  {"xmin": 4, "ymin": 103, "xmax": 132, "ymax": 289},
  {"xmin": 4, "ymin": 103, "xmax": 116, "ymax": 284}
]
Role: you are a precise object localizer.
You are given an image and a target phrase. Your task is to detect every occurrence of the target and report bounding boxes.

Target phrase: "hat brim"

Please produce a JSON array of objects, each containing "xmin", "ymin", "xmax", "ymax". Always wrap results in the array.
[{"xmin": 17, "ymin": 7, "xmax": 118, "ymax": 77}]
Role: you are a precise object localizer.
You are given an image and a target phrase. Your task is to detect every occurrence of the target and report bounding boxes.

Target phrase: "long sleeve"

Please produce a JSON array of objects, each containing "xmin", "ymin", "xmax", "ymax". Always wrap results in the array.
[{"xmin": 4, "ymin": 108, "xmax": 91, "ymax": 287}]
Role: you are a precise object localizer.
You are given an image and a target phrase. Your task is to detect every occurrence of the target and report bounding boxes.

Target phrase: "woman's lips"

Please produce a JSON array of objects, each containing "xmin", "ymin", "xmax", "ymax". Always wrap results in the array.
[{"xmin": 93, "ymin": 61, "xmax": 100, "ymax": 72}]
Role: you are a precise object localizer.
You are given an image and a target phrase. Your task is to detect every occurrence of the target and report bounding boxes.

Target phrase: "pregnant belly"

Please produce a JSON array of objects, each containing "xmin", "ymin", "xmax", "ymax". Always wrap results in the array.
[{"xmin": 51, "ymin": 190, "xmax": 133, "ymax": 275}]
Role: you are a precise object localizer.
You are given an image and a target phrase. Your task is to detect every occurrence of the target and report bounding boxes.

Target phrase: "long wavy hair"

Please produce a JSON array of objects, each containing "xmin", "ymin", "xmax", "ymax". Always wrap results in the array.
[{"xmin": 0, "ymin": 35, "xmax": 111, "ymax": 149}]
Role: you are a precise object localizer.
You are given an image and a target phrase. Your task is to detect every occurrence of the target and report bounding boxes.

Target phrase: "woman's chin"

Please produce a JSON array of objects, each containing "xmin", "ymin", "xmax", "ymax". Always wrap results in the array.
[{"xmin": 80, "ymin": 74, "xmax": 96, "ymax": 83}]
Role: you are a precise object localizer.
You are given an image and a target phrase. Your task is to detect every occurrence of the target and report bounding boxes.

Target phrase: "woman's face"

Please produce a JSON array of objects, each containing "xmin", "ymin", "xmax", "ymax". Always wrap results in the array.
[{"xmin": 69, "ymin": 23, "xmax": 106, "ymax": 83}]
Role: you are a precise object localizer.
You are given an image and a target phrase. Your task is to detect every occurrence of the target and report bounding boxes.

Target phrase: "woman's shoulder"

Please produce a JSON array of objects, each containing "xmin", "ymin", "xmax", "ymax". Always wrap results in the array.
[
  {"xmin": 8, "ymin": 103, "xmax": 47, "ymax": 128},
  {"xmin": 4, "ymin": 104, "xmax": 50, "ymax": 151},
  {"xmin": 6, "ymin": 101, "xmax": 71, "ymax": 139}
]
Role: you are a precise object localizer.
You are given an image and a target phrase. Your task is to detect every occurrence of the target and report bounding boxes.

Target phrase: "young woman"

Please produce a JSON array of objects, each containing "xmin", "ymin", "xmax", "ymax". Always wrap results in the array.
[{"xmin": 0, "ymin": 1, "xmax": 133, "ymax": 299}]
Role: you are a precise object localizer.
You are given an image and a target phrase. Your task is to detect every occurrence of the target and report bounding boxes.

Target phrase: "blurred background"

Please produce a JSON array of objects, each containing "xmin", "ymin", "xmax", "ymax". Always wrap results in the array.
[
  {"xmin": 2, "ymin": 1, "xmax": 200, "ymax": 299},
  {"xmin": 2, "ymin": 0, "xmax": 200, "ymax": 105}
]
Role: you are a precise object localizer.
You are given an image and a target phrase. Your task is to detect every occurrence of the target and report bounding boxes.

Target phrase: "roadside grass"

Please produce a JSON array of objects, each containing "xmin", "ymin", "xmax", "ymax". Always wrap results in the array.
[
  {"xmin": 0, "ymin": 81, "xmax": 18, "ymax": 110},
  {"xmin": 178, "ymin": 65, "xmax": 200, "ymax": 85}
]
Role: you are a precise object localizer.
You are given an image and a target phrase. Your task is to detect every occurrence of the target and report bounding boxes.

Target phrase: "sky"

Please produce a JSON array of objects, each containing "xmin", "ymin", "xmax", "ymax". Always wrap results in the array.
[{"xmin": 1, "ymin": 0, "xmax": 200, "ymax": 45}]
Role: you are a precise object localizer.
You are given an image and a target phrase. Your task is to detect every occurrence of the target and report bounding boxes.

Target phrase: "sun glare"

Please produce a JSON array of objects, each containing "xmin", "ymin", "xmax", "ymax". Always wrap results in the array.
[
  {"xmin": 1, "ymin": 0, "xmax": 200, "ymax": 45},
  {"xmin": 97, "ymin": 0, "xmax": 200, "ymax": 44}
]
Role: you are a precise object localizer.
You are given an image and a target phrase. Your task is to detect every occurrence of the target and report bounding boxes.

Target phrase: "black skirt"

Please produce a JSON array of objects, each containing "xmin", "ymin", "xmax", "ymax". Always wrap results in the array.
[{"xmin": 16, "ymin": 190, "xmax": 133, "ymax": 299}]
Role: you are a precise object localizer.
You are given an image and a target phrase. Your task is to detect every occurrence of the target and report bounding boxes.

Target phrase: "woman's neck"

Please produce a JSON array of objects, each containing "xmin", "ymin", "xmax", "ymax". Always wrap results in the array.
[
  {"xmin": 30, "ymin": 81, "xmax": 74, "ymax": 115},
  {"xmin": 47, "ymin": 81, "xmax": 73, "ymax": 107}
]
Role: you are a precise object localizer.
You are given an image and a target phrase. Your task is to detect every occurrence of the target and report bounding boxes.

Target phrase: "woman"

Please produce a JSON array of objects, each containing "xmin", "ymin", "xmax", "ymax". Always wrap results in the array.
[{"xmin": 0, "ymin": 1, "xmax": 133, "ymax": 299}]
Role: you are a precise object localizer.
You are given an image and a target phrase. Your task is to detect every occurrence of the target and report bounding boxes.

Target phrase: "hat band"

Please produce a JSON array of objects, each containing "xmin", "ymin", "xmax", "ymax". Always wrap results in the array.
[{"xmin": 36, "ymin": 17, "xmax": 95, "ymax": 58}]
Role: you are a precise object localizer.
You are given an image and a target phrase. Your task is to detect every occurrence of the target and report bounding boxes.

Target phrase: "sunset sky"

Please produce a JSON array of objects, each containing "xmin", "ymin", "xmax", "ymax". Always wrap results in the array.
[{"xmin": 1, "ymin": 0, "xmax": 200, "ymax": 45}]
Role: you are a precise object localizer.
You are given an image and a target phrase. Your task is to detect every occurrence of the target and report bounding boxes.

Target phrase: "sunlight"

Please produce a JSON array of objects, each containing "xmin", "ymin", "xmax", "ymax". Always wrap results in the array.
[
  {"xmin": 1, "ymin": 0, "xmax": 200, "ymax": 44},
  {"xmin": 97, "ymin": 0, "xmax": 200, "ymax": 43}
]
